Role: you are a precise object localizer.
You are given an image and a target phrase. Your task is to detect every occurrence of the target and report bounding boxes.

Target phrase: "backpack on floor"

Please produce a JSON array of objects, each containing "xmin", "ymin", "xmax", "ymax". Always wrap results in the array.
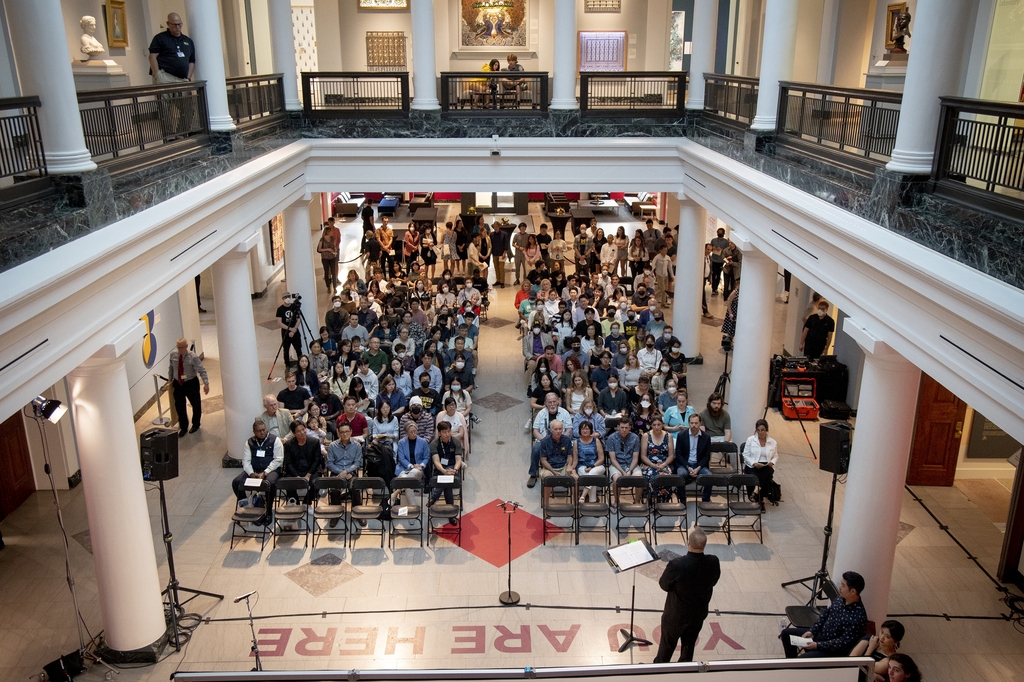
[{"xmin": 763, "ymin": 481, "xmax": 782, "ymax": 505}]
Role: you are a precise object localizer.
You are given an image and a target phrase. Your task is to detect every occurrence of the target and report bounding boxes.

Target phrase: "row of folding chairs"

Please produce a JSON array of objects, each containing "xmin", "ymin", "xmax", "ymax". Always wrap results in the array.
[
  {"xmin": 230, "ymin": 475, "xmax": 464, "ymax": 551},
  {"xmin": 540, "ymin": 473, "xmax": 763, "ymax": 546}
]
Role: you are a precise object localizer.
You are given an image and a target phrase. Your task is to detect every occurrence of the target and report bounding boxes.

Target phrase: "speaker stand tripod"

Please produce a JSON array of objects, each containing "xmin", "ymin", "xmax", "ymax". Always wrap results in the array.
[
  {"xmin": 157, "ymin": 479, "xmax": 224, "ymax": 650},
  {"xmin": 781, "ymin": 470, "xmax": 838, "ymax": 605}
]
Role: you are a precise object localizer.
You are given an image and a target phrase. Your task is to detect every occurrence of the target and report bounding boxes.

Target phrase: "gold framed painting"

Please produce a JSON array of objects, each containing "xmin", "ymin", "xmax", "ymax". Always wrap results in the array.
[
  {"xmin": 885, "ymin": 3, "xmax": 907, "ymax": 51},
  {"xmin": 459, "ymin": 0, "xmax": 527, "ymax": 49},
  {"xmin": 358, "ymin": 0, "xmax": 409, "ymax": 8},
  {"xmin": 106, "ymin": 0, "xmax": 128, "ymax": 48}
]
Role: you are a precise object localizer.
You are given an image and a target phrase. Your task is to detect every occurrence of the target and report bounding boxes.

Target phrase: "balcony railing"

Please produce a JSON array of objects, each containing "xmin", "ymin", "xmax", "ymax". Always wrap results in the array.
[
  {"xmin": 579, "ymin": 72, "xmax": 686, "ymax": 116},
  {"xmin": 777, "ymin": 82, "xmax": 902, "ymax": 173},
  {"xmin": 78, "ymin": 81, "xmax": 209, "ymax": 171},
  {"xmin": 226, "ymin": 73, "xmax": 286, "ymax": 130},
  {"xmin": 0, "ymin": 96, "xmax": 50, "ymax": 207},
  {"xmin": 932, "ymin": 96, "xmax": 1024, "ymax": 218},
  {"xmin": 703, "ymin": 73, "xmax": 759, "ymax": 128},
  {"xmin": 302, "ymin": 72, "xmax": 409, "ymax": 118},
  {"xmin": 440, "ymin": 72, "xmax": 548, "ymax": 114}
]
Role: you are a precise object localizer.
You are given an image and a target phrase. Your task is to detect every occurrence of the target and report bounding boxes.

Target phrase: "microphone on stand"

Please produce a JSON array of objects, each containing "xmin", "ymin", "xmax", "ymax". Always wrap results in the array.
[{"xmin": 233, "ymin": 590, "xmax": 257, "ymax": 603}]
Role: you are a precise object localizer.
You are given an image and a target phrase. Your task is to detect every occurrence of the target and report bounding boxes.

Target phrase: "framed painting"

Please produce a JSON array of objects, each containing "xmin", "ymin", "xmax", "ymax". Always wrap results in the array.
[
  {"xmin": 885, "ymin": 3, "xmax": 907, "ymax": 50},
  {"xmin": 268, "ymin": 214, "xmax": 284, "ymax": 265},
  {"xmin": 579, "ymin": 31, "xmax": 627, "ymax": 72},
  {"xmin": 459, "ymin": 0, "xmax": 527, "ymax": 49},
  {"xmin": 358, "ymin": 0, "xmax": 409, "ymax": 8},
  {"xmin": 668, "ymin": 11, "xmax": 686, "ymax": 71},
  {"xmin": 105, "ymin": 0, "xmax": 128, "ymax": 48}
]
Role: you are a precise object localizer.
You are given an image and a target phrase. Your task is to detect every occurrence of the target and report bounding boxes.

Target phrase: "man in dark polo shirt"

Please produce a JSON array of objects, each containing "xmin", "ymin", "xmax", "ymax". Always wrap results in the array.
[{"xmin": 148, "ymin": 13, "xmax": 195, "ymax": 83}]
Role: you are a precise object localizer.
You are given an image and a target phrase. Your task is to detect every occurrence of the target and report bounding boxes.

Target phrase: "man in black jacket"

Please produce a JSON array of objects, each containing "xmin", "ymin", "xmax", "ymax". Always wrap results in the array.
[
  {"xmin": 283, "ymin": 422, "xmax": 320, "ymax": 503},
  {"xmin": 780, "ymin": 571, "xmax": 867, "ymax": 658},
  {"xmin": 675, "ymin": 414, "xmax": 713, "ymax": 501},
  {"xmin": 654, "ymin": 526, "xmax": 721, "ymax": 663}
]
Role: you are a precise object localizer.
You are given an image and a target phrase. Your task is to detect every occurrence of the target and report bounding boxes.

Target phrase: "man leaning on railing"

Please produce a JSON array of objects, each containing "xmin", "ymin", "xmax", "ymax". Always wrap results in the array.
[{"xmin": 149, "ymin": 13, "xmax": 195, "ymax": 138}]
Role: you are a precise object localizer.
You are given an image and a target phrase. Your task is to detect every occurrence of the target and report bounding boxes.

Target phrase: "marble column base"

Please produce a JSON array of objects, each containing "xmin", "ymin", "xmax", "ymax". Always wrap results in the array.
[
  {"xmin": 52, "ymin": 169, "xmax": 116, "ymax": 227},
  {"xmin": 210, "ymin": 130, "xmax": 243, "ymax": 156},
  {"xmin": 222, "ymin": 452, "xmax": 243, "ymax": 468},
  {"xmin": 863, "ymin": 167, "xmax": 930, "ymax": 224},
  {"xmin": 96, "ymin": 632, "xmax": 166, "ymax": 664},
  {"xmin": 744, "ymin": 128, "xmax": 776, "ymax": 156}
]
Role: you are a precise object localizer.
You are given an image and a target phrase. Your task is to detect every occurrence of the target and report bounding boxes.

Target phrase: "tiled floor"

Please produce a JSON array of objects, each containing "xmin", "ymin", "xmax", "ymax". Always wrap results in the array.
[{"xmin": 1, "ymin": 201, "xmax": 1023, "ymax": 681}]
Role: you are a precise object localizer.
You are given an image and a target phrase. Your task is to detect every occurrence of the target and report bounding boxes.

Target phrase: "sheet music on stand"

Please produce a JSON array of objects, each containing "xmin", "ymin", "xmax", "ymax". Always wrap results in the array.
[{"xmin": 603, "ymin": 538, "xmax": 659, "ymax": 573}]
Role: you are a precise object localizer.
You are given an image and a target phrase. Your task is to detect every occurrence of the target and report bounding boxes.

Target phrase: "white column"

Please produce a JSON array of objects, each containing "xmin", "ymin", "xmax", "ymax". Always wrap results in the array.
[
  {"xmin": 749, "ymin": 0, "xmax": 799, "ymax": 131},
  {"xmin": 4, "ymin": 0, "xmax": 96, "ymax": 173},
  {"xmin": 885, "ymin": 0, "xmax": 973, "ymax": 174},
  {"xmin": 727, "ymin": 242, "xmax": 776, "ymax": 435},
  {"xmin": 686, "ymin": 0, "xmax": 719, "ymax": 111},
  {"xmin": 212, "ymin": 238, "xmax": 264, "ymax": 461},
  {"xmin": 672, "ymin": 199, "xmax": 705, "ymax": 358},
  {"xmin": 783, "ymin": 274, "xmax": 811, "ymax": 356},
  {"xmin": 550, "ymin": 0, "xmax": 579, "ymax": 110},
  {"xmin": 67, "ymin": 325, "xmax": 165, "ymax": 652},
  {"xmin": 410, "ymin": 0, "xmax": 440, "ymax": 110},
  {"xmin": 268, "ymin": 0, "xmax": 302, "ymax": 111},
  {"xmin": 183, "ymin": 0, "xmax": 236, "ymax": 131},
  {"xmin": 283, "ymin": 199, "xmax": 320, "ymax": 318},
  {"xmin": 834, "ymin": 321, "xmax": 921, "ymax": 622}
]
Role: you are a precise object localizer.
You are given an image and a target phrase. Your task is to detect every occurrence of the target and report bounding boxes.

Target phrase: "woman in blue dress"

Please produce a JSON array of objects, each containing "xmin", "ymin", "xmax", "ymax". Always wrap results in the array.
[{"xmin": 573, "ymin": 420, "xmax": 607, "ymax": 503}]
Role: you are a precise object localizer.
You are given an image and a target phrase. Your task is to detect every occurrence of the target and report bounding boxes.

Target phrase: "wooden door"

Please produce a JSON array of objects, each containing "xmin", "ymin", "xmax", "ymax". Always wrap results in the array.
[
  {"xmin": 0, "ymin": 412, "xmax": 35, "ymax": 519},
  {"xmin": 906, "ymin": 374, "xmax": 968, "ymax": 486}
]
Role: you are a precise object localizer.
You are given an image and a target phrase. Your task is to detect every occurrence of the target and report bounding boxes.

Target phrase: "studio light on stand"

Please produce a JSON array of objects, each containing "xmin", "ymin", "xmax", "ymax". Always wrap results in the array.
[{"xmin": 24, "ymin": 396, "xmax": 110, "ymax": 681}]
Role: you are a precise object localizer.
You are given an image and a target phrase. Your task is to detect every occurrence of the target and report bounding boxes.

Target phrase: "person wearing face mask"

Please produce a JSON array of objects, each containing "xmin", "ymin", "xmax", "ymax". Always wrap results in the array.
[
  {"xmin": 325, "ymin": 297, "xmax": 347, "ymax": 345},
  {"xmin": 800, "ymin": 299, "xmax": 835, "ymax": 359},
  {"xmin": 631, "ymin": 390, "xmax": 659, "ymax": 434},
  {"xmin": 445, "ymin": 351, "xmax": 476, "ymax": 394},
  {"xmin": 571, "ymin": 398, "xmax": 606, "ymax": 438},
  {"xmin": 658, "ymin": 379, "xmax": 679, "ymax": 412},
  {"xmin": 276, "ymin": 291, "xmax": 303, "ymax": 370},
  {"xmin": 651, "ymin": 362, "xmax": 676, "ymax": 396},
  {"xmin": 400, "ymin": 396, "xmax": 436, "ymax": 443},
  {"xmin": 443, "ymin": 377, "xmax": 474, "ymax": 421},
  {"xmin": 436, "ymin": 397, "xmax": 470, "ymax": 458},
  {"xmin": 654, "ymin": 325, "xmax": 679, "ymax": 352},
  {"xmin": 435, "ymin": 283, "xmax": 456, "ymax": 310},
  {"xmin": 588, "ymin": 351, "xmax": 619, "ymax": 393},
  {"xmin": 637, "ymin": 334, "xmax": 663, "ymax": 374},
  {"xmin": 596, "ymin": 372, "xmax": 630, "ymax": 419},
  {"xmin": 662, "ymin": 388, "xmax": 697, "ymax": 433},
  {"xmin": 664, "ymin": 342, "xmax": 687, "ymax": 380},
  {"xmin": 522, "ymin": 319, "xmax": 553, "ymax": 377}
]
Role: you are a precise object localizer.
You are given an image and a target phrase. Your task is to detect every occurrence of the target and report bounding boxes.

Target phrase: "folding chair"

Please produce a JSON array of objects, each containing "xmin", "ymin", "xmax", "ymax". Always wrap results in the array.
[
  {"xmin": 651, "ymin": 474, "xmax": 688, "ymax": 546},
  {"xmin": 427, "ymin": 475, "xmax": 463, "ymax": 547},
  {"xmin": 614, "ymin": 476, "xmax": 651, "ymax": 543},
  {"xmin": 349, "ymin": 477, "xmax": 388, "ymax": 548},
  {"xmin": 709, "ymin": 441, "xmax": 740, "ymax": 476},
  {"xmin": 230, "ymin": 479, "xmax": 270, "ymax": 551},
  {"xmin": 785, "ymin": 576, "xmax": 840, "ymax": 629},
  {"xmin": 541, "ymin": 475, "xmax": 577, "ymax": 545},
  {"xmin": 311, "ymin": 477, "xmax": 348, "ymax": 548},
  {"xmin": 728, "ymin": 474, "xmax": 763, "ymax": 544},
  {"xmin": 576, "ymin": 474, "xmax": 611, "ymax": 545},
  {"xmin": 389, "ymin": 477, "xmax": 424, "ymax": 548},
  {"xmin": 273, "ymin": 477, "xmax": 310, "ymax": 549},
  {"xmin": 694, "ymin": 474, "xmax": 731, "ymax": 543}
]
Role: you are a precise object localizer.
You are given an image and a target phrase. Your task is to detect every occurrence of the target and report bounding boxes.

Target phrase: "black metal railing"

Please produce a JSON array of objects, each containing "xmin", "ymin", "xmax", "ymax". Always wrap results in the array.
[
  {"xmin": 703, "ymin": 73, "xmax": 759, "ymax": 127},
  {"xmin": 0, "ymin": 96, "xmax": 50, "ymax": 208},
  {"xmin": 302, "ymin": 72, "xmax": 409, "ymax": 118},
  {"xmin": 440, "ymin": 72, "xmax": 548, "ymax": 114},
  {"xmin": 776, "ymin": 82, "xmax": 902, "ymax": 171},
  {"xmin": 579, "ymin": 72, "xmax": 686, "ymax": 116},
  {"xmin": 226, "ymin": 73, "xmax": 285, "ymax": 129},
  {"xmin": 932, "ymin": 96, "xmax": 1024, "ymax": 217},
  {"xmin": 78, "ymin": 81, "xmax": 209, "ymax": 165}
]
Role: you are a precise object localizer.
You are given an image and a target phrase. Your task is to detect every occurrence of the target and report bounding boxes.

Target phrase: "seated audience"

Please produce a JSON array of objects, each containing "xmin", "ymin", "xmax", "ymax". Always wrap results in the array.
[
  {"xmin": 528, "ymin": 392, "xmax": 572, "ymax": 488},
  {"xmin": 573, "ymin": 420, "xmax": 606, "ymax": 503},
  {"xmin": 536, "ymin": 420, "xmax": 575, "ymax": 506},
  {"xmin": 780, "ymin": 571, "xmax": 867, "ymax": 658},
  {"xmin": 885, "ymin": 653, "xmax": 921, "ymax": 682},
  {"xmin": 742, "ymin": 418, "xmax": 778, "ymax": 508},
  {"xmin": 232, "ymin": 420, "xmax": 283, "ymax": 506},
  {"xmin": 675, "ymin": 414, "xmax": 712, "ymax": 502},
  {"xmin": 258, "ymin": 394, "xmax": 293, "ymax": 438},
  {"xmin": 850, "ymin": 619, "xmax": 905, "ymax": 682}
]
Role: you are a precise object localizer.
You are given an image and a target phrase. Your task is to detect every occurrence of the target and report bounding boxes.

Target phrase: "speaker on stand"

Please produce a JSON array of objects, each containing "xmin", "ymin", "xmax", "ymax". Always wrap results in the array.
[
  {"xmin": 819, "ymin": 421, "xmax": 853, "ymax": 475},
  {"xmin": 140, "ymin": 428, "xmax": 179, "ymax": 481}
]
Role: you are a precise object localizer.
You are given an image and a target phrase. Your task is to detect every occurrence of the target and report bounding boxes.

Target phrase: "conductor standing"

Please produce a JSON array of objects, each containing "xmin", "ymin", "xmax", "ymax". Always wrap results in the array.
[{"xmin": 654, "ymin": 526, "xmax": 720, "ymax": 663}]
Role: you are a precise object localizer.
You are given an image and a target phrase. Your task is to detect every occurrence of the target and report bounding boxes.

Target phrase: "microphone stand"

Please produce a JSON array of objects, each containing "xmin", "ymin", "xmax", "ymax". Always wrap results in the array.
[
  {"xmin": 242, "ymin": 593, "xmax": 262, "ymax": 671},
  {"xmin": 497, "ymin": 501, "xmax": 521, "ymax": 605}
]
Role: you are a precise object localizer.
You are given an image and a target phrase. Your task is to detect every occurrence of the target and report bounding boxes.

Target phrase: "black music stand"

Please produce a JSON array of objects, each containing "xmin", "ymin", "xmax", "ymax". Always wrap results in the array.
[{"xmin": 604, "ymin": 538, "xmax": 659, "ymax": 652}]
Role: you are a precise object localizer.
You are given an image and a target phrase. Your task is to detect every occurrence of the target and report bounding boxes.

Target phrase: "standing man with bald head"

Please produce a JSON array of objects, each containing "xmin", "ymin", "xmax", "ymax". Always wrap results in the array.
[
  {"xmin": 654, "ymin": 526, "xmax": 721, "ymax": 663},
  {"xmin": 169, "ymin": 337, "xmax": 209, "ymax": 437},
  {"xmin": 149, "ymin": 13, "xmax": 195, "ymax": 84}
]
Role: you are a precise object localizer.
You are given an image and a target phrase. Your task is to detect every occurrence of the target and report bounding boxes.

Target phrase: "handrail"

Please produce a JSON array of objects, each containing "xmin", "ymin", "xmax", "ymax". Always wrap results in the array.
[
  {"xmin": 579, "ymin": 72, "xmax": 686, "ymax": 117},
  {"xmin": 703, "ymin": 73, "xmax": 760, "ymax": 85},
  {"xmin": 77, "ymin": 80, "xmax": 210, "ymax": 168},
  {"xmin": 226, "ymin": 73, "xmax": 286, "ymax": 127},
  {"xmin": 776, "ymin": 80, "xmax": 902, "ymax": 171},
  {"xmin": 932, "ymin": 95, "xmax": 1024, "ymax": 219},
  {"xmin": 0, "ymin": 95, "xmax": 44, "ymax": 111},
  {"xmin": 439, "ymin": 72, "xmax": 549, "ymax": 115},
  {"xmin": 702, "ymin": 73, "xmax": 759, "ymax": 127},
  {"xmin": 302, "ymin": 71, "xmax": 410, "ymax": 118},
  {"xmin": 0, "ymin": 95, "xmax": 48, "ymax": 207}
]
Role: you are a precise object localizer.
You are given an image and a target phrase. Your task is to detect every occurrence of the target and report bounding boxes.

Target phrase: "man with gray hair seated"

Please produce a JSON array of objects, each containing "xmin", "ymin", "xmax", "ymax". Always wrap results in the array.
[
  {"xmin": 654, "ymin": 526, "xmax": 721, "ymax": 663},
  {"xmin": 258, "ymin": 394, "xmax": 293, "ymax": 439}
]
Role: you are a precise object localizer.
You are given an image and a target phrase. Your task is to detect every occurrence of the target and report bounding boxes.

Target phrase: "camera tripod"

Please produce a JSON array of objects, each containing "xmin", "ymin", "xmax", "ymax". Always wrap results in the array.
[
  {"xmin": 713, "ymin": 348, "xmax": 731, "ymax": 400},
  {"xmin": 267, "ymin": 298, "xmax": 316, "ymax": 379}
]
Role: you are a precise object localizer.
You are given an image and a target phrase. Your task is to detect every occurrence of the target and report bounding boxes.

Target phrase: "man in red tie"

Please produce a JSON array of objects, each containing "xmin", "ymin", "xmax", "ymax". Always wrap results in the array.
[{"xmin": 169, "ymin": 338, "xmax": 209, "ymax": 437}]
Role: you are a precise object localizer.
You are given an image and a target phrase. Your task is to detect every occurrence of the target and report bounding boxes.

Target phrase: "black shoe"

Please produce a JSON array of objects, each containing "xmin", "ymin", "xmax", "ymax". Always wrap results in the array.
[
  {"xmin": 189, "ymin": 424, "xmax": 200, "ymax": 434},
  {"xmin": 178, "ymin": 428, "xmax": 188, "ymax": 437},
  {"xmin": 198, "ymin": 307, "xmax": 208, "ymax": 313},
  {"xmin": 527, "ymin": 475, "xmax": 538, "ymax": 488},
  {"xmin": 448, "ymin": 518, "xmax": 458, "ymax": 527},
  {"xmin": 328, "ymin": 518, "xmax": 339, "ymax": 528}
]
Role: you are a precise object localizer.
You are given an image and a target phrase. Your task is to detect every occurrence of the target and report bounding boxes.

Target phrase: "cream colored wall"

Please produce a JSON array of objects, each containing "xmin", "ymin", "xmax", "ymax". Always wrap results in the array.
[
  {"xmin": 792, "ymin": 0, "xmax": 824, "ymax": 83},
  {"xmin": 59, "ymin": 0, "xmax": 153, "ymax": 86},
  {"xmin": 313, "ymin": 0, "xmax": 343, "ymax": 71},
  {"xmin": 979, "ymin": 0, "xmax": 1024, "ymax": 102},
  {"xmin": 832, "ymin": 0, "xmax": 873, "ymax": 87},
  {"xmin": 336, "ymin": 3, "xmax": 413, "ymax": 72}
]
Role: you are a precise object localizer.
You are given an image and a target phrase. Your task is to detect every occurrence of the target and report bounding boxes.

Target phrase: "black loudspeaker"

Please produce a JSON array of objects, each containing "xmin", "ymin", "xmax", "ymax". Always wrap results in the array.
[
  {"xmin": 819, "ymin": 421, "xmax": 853, "ymax": 475},
  {"xmin": 43, "ymin": 651, "xmax": 85, "ymax": 682},
  {"xmin": 140, "ymin": 428, "xmax": 179, "ymax": 481}
]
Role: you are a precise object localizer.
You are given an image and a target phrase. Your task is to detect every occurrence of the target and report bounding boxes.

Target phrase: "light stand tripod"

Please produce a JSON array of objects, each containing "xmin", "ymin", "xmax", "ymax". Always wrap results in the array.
[
  {"xmin": 781, "ymin": 470, "xmax": 838, "ymax": 605},
  {"xmin": 783, "ymin": 397, "xmax": 818, "ymax": 461},
  {"xmin": 713, "ymin": 349, "xmax": 731, "ymax": 401},
  {"xmin": 497, "ymin": 501, "xmax": 521, "ymax": 605},
  {"xmin": 156, "ymin": 479, "xmax": 223, "ymax": 650}
]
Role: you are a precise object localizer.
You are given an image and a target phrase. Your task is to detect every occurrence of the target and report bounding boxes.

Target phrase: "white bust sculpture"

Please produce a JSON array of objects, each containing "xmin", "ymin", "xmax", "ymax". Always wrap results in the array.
[{"xmin": 80, "ymin": 16, "xmax": 105, "ymax": 60}]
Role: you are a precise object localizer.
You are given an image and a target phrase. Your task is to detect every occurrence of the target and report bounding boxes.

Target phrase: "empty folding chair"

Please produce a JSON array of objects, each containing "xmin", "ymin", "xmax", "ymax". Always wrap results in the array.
[
  {"xmin": 427, "ymin": 475, "xmax": 463, "ymax": 547},
  {"xmin": 349, "ymin": 477, "xmax": 388, "ymax": 548},
  {"xmin": 389, "ymin": 477, "xmax": 424, "ymax": 548},
  {"xmin": 694, "ymin": 474, "xmax": 731, "ymax": 543},
  {"xmin": 728, "ymin": 474, "xmax": 764, "ymax": 544},
  {"xmin": 651, "ymin": 475, "xmax": 688, "ymax": 546},
  {"xmin": 541, "ymin": 476, "xmax": 577, "ymax": 545},
  {"xmin": 311, "ymin": 478, "xmax": 348, "ymax": 548},
  {"xmin": 273, "ymin": 477, "xmax": 310, "ymax": 549},
  {"xmin": 709, "ymin": 441, "xmax": 740, "ymax": 476},
  {"xmin": 576, "ymin": 474, "xmax": 611, "ymax": 545},
  {"xmin": 614, "ymin": 476, "xmax": 651, "ymax": 543},
  {"xmin": 230, "ymin": 479, "xmax": 270, "ymax": 551}
]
